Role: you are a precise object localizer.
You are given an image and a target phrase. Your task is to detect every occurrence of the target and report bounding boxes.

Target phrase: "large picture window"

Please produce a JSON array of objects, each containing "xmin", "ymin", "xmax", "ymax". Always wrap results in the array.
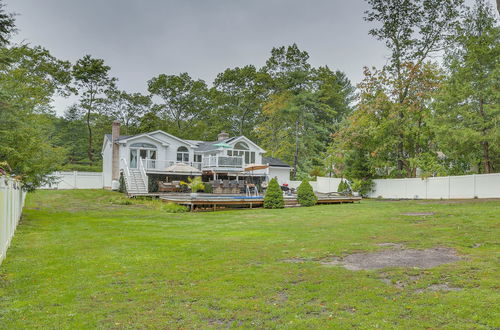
[
  {"xmin": 177, "ymin": 146, "xmax": 189, "ymax": 162},
  {"xmin": 231, "ymin": 141, "xmax": 255, "ymax": 164}
]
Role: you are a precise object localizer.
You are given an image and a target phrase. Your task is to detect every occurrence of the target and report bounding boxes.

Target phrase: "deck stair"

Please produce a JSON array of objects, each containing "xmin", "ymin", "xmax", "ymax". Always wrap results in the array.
[{"xmin": 126, "ymin": 169, "xmax": 148, "ymax": 194}]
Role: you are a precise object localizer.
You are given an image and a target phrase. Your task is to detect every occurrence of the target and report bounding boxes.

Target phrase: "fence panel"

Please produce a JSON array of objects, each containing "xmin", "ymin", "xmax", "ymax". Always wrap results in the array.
[
  {"xmin": 475, "ymin": 173, "xmax": 500, "ymax": 198},
  {"xmin": 368, "ymin": 173, "xmax": 500, "ymax": 199},
  {"xmin": 40, "ymin": 171, "xmax": 104, "ymax": 190},
  {"xmin": 0, "ymin": 177, "xmax": 26, "ymax": 266}
]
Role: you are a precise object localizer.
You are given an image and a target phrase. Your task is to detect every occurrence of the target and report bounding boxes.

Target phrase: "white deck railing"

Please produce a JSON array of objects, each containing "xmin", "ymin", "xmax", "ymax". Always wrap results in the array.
[
  {"xmin": 202, "ymin": 156, "xmax": 243, "ymax": 169},
  {"xmin": 142, "ymin": 159, "xmax": 202, "ymax": 171},
  {"xmin": 1, "ymin": 176, "xmax": 26, "ymax": 266}
]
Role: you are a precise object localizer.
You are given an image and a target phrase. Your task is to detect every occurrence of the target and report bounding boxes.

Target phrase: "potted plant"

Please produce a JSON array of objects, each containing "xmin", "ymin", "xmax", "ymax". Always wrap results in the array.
[
  {"xmin": 181, "ymin": 177, "xmax": 205, "ymax": 198},
  {"xmin": 350, "ymin": 179, "xmax": 362, "ymax": 197}
]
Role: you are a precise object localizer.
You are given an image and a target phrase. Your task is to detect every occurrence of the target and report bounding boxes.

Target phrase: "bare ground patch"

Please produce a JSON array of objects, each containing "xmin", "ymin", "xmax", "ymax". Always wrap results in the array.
[
  {"xmin": 317, "ymin": 247, "xmax": 461, "ymax": 271},
  {"xmin": 401, "ymin": 212, "xmax": 435, "ymax": 216}
]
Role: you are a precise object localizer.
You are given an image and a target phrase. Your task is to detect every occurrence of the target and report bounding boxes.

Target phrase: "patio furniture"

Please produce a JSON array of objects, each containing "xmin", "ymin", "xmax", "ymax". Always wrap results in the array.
[{"xmin": 158, "ymin": 180, "xmax": 182, "ymax": 192}]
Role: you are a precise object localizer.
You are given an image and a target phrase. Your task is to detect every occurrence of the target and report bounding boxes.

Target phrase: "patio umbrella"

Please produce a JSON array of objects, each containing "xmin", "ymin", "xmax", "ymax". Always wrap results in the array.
[
  {"xmin": 244, "ymin": 164, "xmax": 269, "ymax": 171},
  {"xmin": 213, "ymin": 142, "xmax": 232, "ymax": 148},
  {"xmin": 243, "ymin": 164, "xmax": 269, "ymax": 195},
  {"xmin": 164, "ymin": 163, "xmax": 202, "ymax": 176}
]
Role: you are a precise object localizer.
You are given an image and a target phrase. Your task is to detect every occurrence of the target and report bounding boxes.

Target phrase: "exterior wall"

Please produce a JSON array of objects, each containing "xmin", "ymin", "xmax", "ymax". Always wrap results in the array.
[
  {"xmin": 267, "ymin": 167, "xmax": 291, "ymax": 185},
  {"xmin": 102, "ymin": 140, "xmax": 112, "ymax": 188}
]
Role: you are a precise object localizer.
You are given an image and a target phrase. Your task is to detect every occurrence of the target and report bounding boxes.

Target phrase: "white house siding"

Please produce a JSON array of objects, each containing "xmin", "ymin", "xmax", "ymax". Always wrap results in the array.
[
  {"xmin": 267, "ymin": 167, "xmax": 291, "ymax": 185},
  {"xmin": 102, "ymin": 141, "xmax": 112, "ymax": 188}
]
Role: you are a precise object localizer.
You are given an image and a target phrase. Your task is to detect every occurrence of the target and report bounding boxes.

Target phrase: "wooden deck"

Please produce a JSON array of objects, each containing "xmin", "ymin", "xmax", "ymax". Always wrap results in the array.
[{"xmin": 159, "ymin": 193, "xmax": 361, "ymax": 211}]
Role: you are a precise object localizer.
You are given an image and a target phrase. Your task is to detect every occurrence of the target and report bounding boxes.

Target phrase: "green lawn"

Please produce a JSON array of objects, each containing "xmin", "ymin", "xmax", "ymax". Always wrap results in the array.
[{"xmin": 0, "ymin": 190, "xmax": 499, "ymax": 329}]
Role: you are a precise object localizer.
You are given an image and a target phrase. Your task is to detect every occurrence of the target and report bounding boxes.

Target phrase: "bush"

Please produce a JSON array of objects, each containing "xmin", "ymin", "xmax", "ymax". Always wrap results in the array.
[
  {"xmin": 161, "ymin": 202, "xmax": 188, "ymax": 213},
  {"xmin": 297, "ymin": 180, "xmax": 317, "ymax": 207},
  {"xmin": 263, "ymin": 178, "xmax": 284, "ymax": 209},
  {"xmin": 358, "ymin": 179, "xmax": 374, "ymax": 197},
  {"xmin": 203, "ymin": 182, "xmax": 212, "ymax": 193},
  {"xmin": 337, "ymin": 180, "xmax": 351, "ymax": 195},
  {"xmin": 118, "ymin": 173, "xmax": 127, "ymax": 193}
]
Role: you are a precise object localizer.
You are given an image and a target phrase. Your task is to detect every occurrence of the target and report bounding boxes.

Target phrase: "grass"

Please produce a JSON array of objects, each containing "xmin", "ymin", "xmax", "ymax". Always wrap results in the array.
[{"xmin": 0, "ymin": 190, "xmax": 499, "ymax": 329}]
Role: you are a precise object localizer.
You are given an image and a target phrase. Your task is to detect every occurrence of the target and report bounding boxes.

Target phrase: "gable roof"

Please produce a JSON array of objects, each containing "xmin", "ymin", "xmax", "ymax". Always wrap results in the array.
[
  {"xmin": 262, "ymin": 156, "xmax": 291, "ymax": 168},
  {"xmin": 195, "ymin": 136, "xmax": 266, "ymax": 153}
]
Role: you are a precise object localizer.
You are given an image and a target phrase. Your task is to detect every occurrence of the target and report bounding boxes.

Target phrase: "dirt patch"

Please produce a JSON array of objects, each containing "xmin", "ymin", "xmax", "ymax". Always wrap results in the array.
[
  {"xmin": 282, "ymin": 257, "xmax": 310, "ymax": 263},
  {"xmin": 401, "ymin": 212, "xmax": 435, "ymax": 216},
  {"xmin": 321, "ymin": 247, "xmax": 461, "ymax": 271},
  {"xmin": 377, "ymin": 243, "xmax": 404, "ymax": 249}
]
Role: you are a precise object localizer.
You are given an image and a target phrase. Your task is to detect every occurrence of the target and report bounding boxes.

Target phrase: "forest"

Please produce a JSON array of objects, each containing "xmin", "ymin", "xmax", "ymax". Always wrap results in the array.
[{"xmin": 0, "ymin": 0, "xmax": 499, "ymax": 190}]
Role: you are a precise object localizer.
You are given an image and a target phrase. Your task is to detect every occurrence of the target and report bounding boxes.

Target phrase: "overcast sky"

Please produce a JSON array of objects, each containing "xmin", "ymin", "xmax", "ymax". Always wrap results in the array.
[{"xmin": 5, "ymin": 0, "xmax": 491, "ymax": 115}]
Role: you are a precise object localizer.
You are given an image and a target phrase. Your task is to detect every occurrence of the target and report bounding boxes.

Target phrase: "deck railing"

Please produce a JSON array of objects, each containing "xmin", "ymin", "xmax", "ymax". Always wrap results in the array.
[
  {"xmin": 142, "ymin": 159, "xmax": 202, "ymax": 171},
  {"xmin": 202, "ymin": 156, "xmax": 243, "ymax": 168}
]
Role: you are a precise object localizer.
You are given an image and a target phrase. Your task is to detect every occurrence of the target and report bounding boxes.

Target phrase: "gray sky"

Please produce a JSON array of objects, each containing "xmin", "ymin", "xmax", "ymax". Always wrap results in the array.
[{"xmin": 5, "ymin": 0, "xmax": 490, "ymax": 115}]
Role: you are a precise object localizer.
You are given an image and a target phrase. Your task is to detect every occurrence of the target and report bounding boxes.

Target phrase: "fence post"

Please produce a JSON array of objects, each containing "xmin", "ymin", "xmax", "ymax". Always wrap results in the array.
[{"xmin": 473, "ymin": 174, "xmax": 477, "ymax": 198}]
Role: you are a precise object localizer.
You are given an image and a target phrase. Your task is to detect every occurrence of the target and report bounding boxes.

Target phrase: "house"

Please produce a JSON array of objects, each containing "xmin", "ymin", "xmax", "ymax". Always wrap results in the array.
[{"xmin": 102, "ymin": 121, "xmax": 291, "ymax": 193}]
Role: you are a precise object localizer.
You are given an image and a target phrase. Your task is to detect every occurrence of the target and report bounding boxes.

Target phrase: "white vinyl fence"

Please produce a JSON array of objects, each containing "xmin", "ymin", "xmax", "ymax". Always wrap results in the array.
[
  {"xmin": 289, "ymin": 174, "xmax": 500, "ymax": 199},
  {"xmin": 40, "ymin": 171, "xmax": 104, "ymax": 190},
  {"xmin": 368, "ymin": 173, "xmax": 500, "ymax": 199},
  {"xmin": 0, "ymin": 177, "xmax": 26, "ymax": 265}
]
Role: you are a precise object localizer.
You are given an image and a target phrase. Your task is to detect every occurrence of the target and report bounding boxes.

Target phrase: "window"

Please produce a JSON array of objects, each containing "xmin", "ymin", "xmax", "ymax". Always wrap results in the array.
[
  {"xmin": 232, "ymin": 141, "xmax": 254, "ymax": 164},
  {"xmin": 234, "ymin": 142, "xmax": 249, "ymax": 150},
  {"xmin": 177, "ymin": 146, "xmax": 189, "ymax": 162},
  {"xmin": 130, "ymin": 143, "xmax": 156, "ymax": 149},
  {"xmin": 194, "ymin": 154, "xmax": 202, "ymax": 163}
]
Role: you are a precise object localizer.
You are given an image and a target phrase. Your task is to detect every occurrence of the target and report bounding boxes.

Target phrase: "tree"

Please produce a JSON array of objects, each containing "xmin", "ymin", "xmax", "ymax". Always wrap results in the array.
[
  {"xmin": 0, "ymin": 15, "xmax": 70, "ymax": 189},
  {"xmin": 334, "ymin": 62, "xmax": 443, "ymax": 178},
  {"xmin": 147, "ymin": 72, "xmax": 209, "ymax": 137},
  {"xmin": 72, "ymin": 55, "xmax": 116, "ymax": 164},
  {"xmin": 53, "ymin": 105, "xmax": 88, "ymax": 164},
  {"xmin": 211, "ymin": 65, "xmax": 266, "ymax": 137},
  {"xmin": 0, "ymin": 0, "xmax": 15, "ymax": 47},
  {"xmin": 263, "ymin": 178, "xmax": 284, "ymax": 209},
  {"xmin": 434, "ymin": 0, "xmax": 500, "ymax": 173},
  {"xmin": 364, "ymin": 0, "xmax": 463, "ymax": 174},
  {"xmin": 297, "ymin": 180, "xmax": 317, "ymax": 206},
  {"xmin": 105, "ymin": 90, "xmax": 152, "ymax": 135}
]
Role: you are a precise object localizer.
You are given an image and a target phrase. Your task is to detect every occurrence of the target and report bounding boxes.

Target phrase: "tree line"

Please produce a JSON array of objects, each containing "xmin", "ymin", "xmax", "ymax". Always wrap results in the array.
[{"xmin": 0, "ymin": 0, "xmax": 498, "ymax": 190}]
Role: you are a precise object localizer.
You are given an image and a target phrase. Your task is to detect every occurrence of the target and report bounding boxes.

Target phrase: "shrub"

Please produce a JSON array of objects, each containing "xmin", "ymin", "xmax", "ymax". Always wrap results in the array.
[
  {"xmin": 204, "ymin": 182, "xmax": 213, "ymax": 193},
  {"xmin": 118, "ymin": 173, "xmax": 126, "ymax": 193},
  {"xmin": 350, "ymin": 178, "xmax": 374, "ymax": 197},
  {"xmin": 161, "ymin": 202, "xmax": 188, "ymax": 213},
  {"xmin": 263, "ymin": 178, "xmax": 284, "ymax": 209},
  {"xmin": 337, "ymin": 180, "xmax": 351, "ymax": 195},
  {"xmin": 297, "ymin": 180, "xmax": 317, "ymax": 207}
]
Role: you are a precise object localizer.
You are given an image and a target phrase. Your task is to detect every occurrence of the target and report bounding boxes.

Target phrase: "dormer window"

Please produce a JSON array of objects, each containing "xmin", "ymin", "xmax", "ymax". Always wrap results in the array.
[{"xmin": 177, "ymin": 146, "xmax": 189, "ymax": 162}]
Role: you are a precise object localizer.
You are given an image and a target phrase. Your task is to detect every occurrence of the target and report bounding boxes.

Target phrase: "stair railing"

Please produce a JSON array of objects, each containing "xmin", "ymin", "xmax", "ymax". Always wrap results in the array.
[
  {"xmin": 138, "ymin": 157, "xmax": 148, "ymax": 192},
  {"xmin": 120, "ymin": 157, "xmax": 131, "ymax": 191}
]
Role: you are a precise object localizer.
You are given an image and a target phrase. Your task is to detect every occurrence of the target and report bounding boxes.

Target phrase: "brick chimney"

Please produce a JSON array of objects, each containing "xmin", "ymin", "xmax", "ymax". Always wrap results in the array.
[
  {"xmin": 217, "ymin": 131, "xmax": 229, "ymax": 141},
  {"xmin": 111, "ymin": 121, "xmax": 120, "ymax": 183}
]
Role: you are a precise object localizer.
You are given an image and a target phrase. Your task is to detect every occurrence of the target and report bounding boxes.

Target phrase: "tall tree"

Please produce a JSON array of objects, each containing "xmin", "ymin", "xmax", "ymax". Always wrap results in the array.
[
  {"xmin": 364, "ymin": 0, "xmax": 464, "ymax": 174},
  {"xmin": 212, "ymin": 65, "xmax": 266, "ymax": 137},
  {"xmin": 72, "ymin": 55, "xmax": 116, "ymax": 164},
  {"xmin": 434, "ymin": 0, "xmax": 500, "ymax": 173},
  {"xmin": 147, "ymin": 72, "xmax": 209, "ymax": 137},
  {"xmin": 105, "ymin": 90, "xmax": 152, "ymax": 135},
  {"xmin": 0, "ymin": 7, "xmax": 71, "ymax": 188},
  {"xmin": 0, "ymin": 0, "xmax": 15, "ymax": 47},
  {"xmin": 334, "ymin": 62, "xmax": 443, "ymax": 178}
]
